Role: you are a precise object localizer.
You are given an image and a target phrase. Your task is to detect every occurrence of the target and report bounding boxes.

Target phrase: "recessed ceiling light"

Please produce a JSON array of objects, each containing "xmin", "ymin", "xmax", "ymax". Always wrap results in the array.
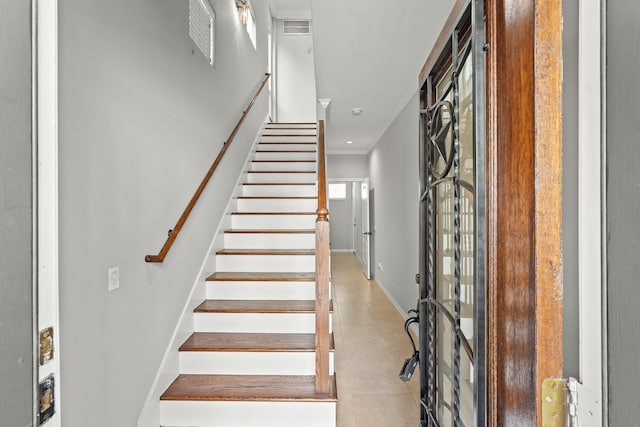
[
  {"xmin": 345, "ymin": 140, "xmax": 353, "ymax": 145},
  {"xmin": 351, "ymin": 108, "xmax": 362, "ymax": 116}
]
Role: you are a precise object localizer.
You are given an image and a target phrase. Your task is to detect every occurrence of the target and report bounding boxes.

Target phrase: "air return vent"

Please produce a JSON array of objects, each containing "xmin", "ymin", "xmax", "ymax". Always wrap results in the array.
[
  {"xmin": 283, "ymin": 20, "xmax": 310, "ymax": 35},
  {"xmin": 189, "ymin": 0, "xmax": 216, "ymax": 66}
]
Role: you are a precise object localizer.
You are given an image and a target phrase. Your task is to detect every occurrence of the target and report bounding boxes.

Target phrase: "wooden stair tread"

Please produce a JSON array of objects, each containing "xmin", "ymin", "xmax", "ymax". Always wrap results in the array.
[
  {"xmin": 216, "ymin": 249, "xmax": 315, "ymax": 256},
  {"xmin": 179, "ymin": 332, "xmax": 335, "ymax": 352},
  {"xmin": 252, "ymin": 160, "xmax": 315, "ymax": 163},
  {"xmin": 264, "ymin": 126, "xmax": 318, "ymax": 130},
  {"xmin": 248, "ymin": 170, "xmax": 316, "ymax": 174},
  {"xmin": 206, "ymin": 272, "xmax": 316, "ymax": 282},
  {"xmin": 256, "ymin": 150, "xmax": 316, "ymax": 153},
  {"xmin": 261, "ymin": 134, "xmax": 317, "ymax": 137},
  {"xmin": 194, "ymin": 299, "xmax": 332, "ymax": 313},
  {"xmin": 265, "ymin": 123, "xmax": 318, "ymax": 129},
  {"xmin": 224, "ymin": 229, "xmax": 315, "ymax": 234},
  {"xmin": 161, "ymin": 374, "xmax": 337, "ymax": 402},
  {"xmin": 243, "ymin": 182, "xmax": 316, "ymax": 186},
  {"xmin": 259, "ymin": 141, "xmax": 317, "ymax": 144},
  {"xmin": 268, "ymin": 122, "xmax": 317, "ymax": 125},
  {"xmin": 237, "ymin": 196, "xmax": 317, "ymax": 199},
  {"xmin": 231, "ymin": 211, "xmax": 316, "ymax": 215}
]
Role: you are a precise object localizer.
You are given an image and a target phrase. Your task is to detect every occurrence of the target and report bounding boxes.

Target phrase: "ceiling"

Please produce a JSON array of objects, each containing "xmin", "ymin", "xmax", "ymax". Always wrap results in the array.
[
  {"xmin": 269, "ymin": 0, "xmax": 311, "ymax": 19},
  {"xmin": 270, "ymin": 0, "xmax": 455, "ymax": 154}
]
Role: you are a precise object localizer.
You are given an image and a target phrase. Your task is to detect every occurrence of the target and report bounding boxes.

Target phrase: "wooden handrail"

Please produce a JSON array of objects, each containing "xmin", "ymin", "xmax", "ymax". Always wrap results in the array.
[
  {"xmin": 314, "ymin": 120, "xmax": 331, "ymax": 393},
  {"xmin": 145, "ymin": 73, "xmax": 271, "ymax": 263},
  {"xmin": 316, "ymin": 121, "xmax": 327, "ymax": 219}
]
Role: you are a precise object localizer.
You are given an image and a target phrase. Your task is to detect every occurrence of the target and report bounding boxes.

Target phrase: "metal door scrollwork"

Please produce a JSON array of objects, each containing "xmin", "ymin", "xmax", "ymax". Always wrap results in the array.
[{"xmin": 417, "ymin": 2, "xmax": 486, "ymax": 426}]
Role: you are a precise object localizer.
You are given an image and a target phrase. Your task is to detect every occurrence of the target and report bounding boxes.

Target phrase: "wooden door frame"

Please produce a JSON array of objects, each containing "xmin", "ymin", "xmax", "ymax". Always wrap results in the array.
[{"xmin": 485, "ymin": 0, "xmax": 563, "ymax": 424}]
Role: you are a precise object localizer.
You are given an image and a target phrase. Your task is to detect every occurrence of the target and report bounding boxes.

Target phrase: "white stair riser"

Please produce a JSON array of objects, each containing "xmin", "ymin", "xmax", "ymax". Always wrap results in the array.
[
  {"xmin": 194, "ymin": 313, "xmax": 332, "ymax": 333},
  {"xmin": 206, "ymin": 281, "xmax": 317, "ymax": 300},
  {"xmin": 160, "ymin": 401, "xmax": 336, "ymax": 427},
  {"xmin": 263, "ymin": 129, "xmax": 317, "ymax": 135},
  {"xmin": 242, "ymin": 185, "xmax": 317, "ymax": 197},
  {"xmin": 178, "ymin": 352, "xmax": 335, "ymax": 375},
  {"xmin": 231, "ymin": 214, "xmax": 316, "ymax": 229},
  {"xmin": 216, "ymin": 254, "xmax": 315, "ymax": 272},
  {"xmin": 261, "ymin": 135, "xmax": 317, "ymax": 142},
  {"xmin": 266, "ymin": 124, "xmax": 317, "ymax": 129},
  {"xmin": 246, "ymin": 172, "xmax": 317, "ymax": 183},
  {"xmin": 254, "ymin": 151, "xmax": 316, "ymax": 161},
  {"xmin": 258, "ymin": 143, "xmax": 317, "ymax": 151},
  {"xmin": 237, "ymin": 198, "xmax": 317, "ymax": 212},
  {"xmin": 224, "ymin": 233, "xmax": 315, "ymax": 250},
  {"xmin": 251, "ymin": 161, "xmax": 316, "ymax": 172}
]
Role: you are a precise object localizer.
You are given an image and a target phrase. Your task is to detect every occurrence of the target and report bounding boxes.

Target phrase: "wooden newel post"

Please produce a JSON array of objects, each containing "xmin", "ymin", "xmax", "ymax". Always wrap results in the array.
[
  {"xmin": 314, "ymin": 119, "xmax": 330, "ymax": 394},
  {"xmin": 315, "ymin": 208, "xmax": 330, "ymax": 394}
]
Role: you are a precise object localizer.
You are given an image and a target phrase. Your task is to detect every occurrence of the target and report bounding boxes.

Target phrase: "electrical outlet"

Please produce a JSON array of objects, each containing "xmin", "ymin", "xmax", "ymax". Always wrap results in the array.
[
  {"xmin": 108, "ymin": 266, "xmax": 119, "ymax": 291},
  {"xmin": 377, "ymin": 262, "xmax": 383, "ymax": 272}
]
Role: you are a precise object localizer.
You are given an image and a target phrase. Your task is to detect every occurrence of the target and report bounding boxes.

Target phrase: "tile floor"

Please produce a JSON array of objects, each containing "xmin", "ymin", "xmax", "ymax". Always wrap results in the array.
[{"xmin": 331, "ymin": 252, "xmax": 421, "ymax": 427}]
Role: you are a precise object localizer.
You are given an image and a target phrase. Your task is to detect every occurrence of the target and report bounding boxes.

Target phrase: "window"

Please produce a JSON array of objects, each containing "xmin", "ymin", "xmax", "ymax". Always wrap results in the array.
[
  {"xmin": 236, "ymin": 0, "xmax": 256, "ymax": 50},
  {"xmin": 328, "ymin": 183, "xmax": 347, "ymax": 200},
  {"xmin": 246, "ymin": 6, "xmax": 256, "ymax": 49},
  {"xmin": 189, "ymin": 0, "xmax": 216, "ymax": 66}
]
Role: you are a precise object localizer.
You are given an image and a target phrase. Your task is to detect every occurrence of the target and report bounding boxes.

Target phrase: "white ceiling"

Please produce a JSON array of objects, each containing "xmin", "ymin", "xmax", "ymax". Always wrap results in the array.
[
  {"xmin": 269, "ymin": 0, "xmax": 311, "ymax": 19},
  {"xmin": 270, "ymin": 0, "xmax": 455, "ymax": 154}
]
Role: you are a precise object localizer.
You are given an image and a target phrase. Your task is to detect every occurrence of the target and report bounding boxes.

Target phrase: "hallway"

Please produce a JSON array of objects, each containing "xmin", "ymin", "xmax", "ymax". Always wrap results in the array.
[{"xmin": 331, "ymin": 252, "xmax": 420, "ymax": 427}]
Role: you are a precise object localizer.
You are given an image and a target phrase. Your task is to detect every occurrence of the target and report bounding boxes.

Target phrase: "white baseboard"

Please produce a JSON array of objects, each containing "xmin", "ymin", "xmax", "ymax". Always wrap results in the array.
[{"xmin": 372, "ymin": 277, "xmax": 419, "ymax": 338}]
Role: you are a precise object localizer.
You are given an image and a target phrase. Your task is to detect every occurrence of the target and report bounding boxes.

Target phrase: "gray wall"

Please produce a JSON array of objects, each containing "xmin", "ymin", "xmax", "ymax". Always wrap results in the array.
[
  {"xmin": 562, "ymin": 0, "xmax": 580, "ymax": 379},
  {"xmin": 606, "ymin": 2, "xmax": 640, "ymax": 424},
  {"xmin": 0, "ymin": 1, "xmax": 35, "ymax": 425},
  {"xmin": 368, "ymin": 94, "xmax": 420, "ymax": 312},
  {"xmin": 327, "ymin": 154, "xmax": 369, "ymax": 179},
  {"xmin": 58, "ymin": 0, "xmax": 269, "ymax": 425}
]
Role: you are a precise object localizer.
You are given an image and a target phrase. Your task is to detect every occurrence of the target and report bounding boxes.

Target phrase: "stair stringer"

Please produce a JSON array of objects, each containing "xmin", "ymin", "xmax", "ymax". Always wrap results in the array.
[{"xmin": 136, "ymin": 119, "xmax": 268, "ymax": 427}]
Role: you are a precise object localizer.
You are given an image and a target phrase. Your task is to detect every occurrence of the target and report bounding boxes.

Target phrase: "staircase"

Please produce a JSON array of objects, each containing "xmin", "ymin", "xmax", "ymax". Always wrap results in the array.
[{"xmin": 159, "ymin": 122, "xmax": 337, "ymax": 427}]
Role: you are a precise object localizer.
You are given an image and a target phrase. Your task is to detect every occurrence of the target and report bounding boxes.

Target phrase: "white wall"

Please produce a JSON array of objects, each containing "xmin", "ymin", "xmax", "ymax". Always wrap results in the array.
[
  {"xmin": 368, "ymin": 93, "xmax": 420, "ymax": 313},
  {"xmin": 57, "ymin": 1, "xmax": 269, "ymax": 425},
  {"xmin": 275, "ymin": 20, "xmax": 317, "ymax": 121},
  {"xmin": 327, "ymin": 154, "xmax": 368, "ymax": 179}
]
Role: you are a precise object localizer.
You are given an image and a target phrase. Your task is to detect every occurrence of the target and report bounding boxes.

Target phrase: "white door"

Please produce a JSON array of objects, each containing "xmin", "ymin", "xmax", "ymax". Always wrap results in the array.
[{"xmin": 360, "ymin": 181, "xmax": 371, "ymax": 279}]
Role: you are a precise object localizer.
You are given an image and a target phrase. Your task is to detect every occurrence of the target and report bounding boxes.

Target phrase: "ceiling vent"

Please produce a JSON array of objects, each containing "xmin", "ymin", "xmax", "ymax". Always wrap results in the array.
[
  {"xmin": 189, "ymin": 0, "xmax": 216, "ymax": 66},
  {"xmin": 283, "ymin": 20, "xmax": 311, "ymax": 35}
]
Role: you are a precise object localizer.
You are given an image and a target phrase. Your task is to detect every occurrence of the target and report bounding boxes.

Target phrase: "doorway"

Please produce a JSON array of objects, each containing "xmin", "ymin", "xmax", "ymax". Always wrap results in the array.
[
  {"xmin": 418, "ymin": 6, "xmax": 479, "ymax": 424},
  {"xmin": 418, "ymin": 0, "xmax": 564, "ymax": 424},
  {"xmin": 328, "ymin": 179, "xmax": 371, "ymax": 279}
]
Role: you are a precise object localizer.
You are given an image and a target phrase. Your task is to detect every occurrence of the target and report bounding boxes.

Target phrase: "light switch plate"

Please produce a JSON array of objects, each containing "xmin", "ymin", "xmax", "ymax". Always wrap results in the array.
[{"xmin": 108, "ymin": 266, "xmax": 119, "ymax": 291}]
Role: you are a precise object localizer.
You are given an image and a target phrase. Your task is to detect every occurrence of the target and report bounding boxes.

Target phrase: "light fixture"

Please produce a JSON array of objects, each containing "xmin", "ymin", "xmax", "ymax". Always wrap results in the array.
[
  {"xmin": 351, "ymin": 108, "xmax": 362, "ymax": 116},
  {"xmin": 235, "ymin": 0, "xmax": 249, "ymax": 24},
  {"xmin": 345, "ymin": 140, "xmax": 353, "ymax": 145}
]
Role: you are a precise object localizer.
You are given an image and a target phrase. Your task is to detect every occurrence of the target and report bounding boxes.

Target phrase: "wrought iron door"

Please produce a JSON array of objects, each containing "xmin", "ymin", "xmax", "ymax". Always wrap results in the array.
[{"xmin": 418, "ymin": 2, "xmax": 486, "ymax": 426}]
